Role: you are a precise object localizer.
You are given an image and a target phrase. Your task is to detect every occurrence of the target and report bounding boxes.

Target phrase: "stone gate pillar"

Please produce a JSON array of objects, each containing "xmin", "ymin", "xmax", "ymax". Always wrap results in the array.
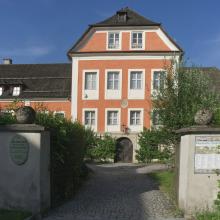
[
  {"xmin": 176, "ymin": 126, "xmax": 220, "ymax": 216},
  {"xmin": 0, "ymin": 124, "xmax": 50, "ymax": 215}
]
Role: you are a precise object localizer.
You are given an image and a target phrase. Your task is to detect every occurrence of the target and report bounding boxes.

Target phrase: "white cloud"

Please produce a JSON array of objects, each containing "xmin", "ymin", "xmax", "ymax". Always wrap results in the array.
[
  {"xmin": 209, "ymin": 37, "xmax": 220, "ymax": 44},
  {"xmin": 0, "ymin": 46, "xmax": 53, "ymax": 57},
  {"xmin": 26, "ymin": 46, "xmax": 52, "ymax": 56},
  {"xmin": 201, "ymin": 34, "xmax": 220, "ymax": 45}
]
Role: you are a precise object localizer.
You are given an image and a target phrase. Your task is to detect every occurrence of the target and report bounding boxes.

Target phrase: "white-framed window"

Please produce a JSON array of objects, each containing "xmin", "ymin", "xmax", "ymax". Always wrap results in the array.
[
  {"xmin": 107, "ymin": 71, "xmax": 119, "ymax": 90},
  {"xmin": 85, "ymin": 72, "xmax": 97, "ymax": 90},
  {"xmin": 0, "ymin": 87, "xmax": 3, "ymax": 96},
  {"xmin": 128, "ymin": 108, "xmax": 144, "ymax": 132},
  {"xmin": 107, "ymin": 111, "xmax": 118, "ymax": 125},
  {"xmin": 108, "ymin": 32, "xmax": 120, "ymax": 49},
  {"xmin": 105, "ymin": 108, "xmax": 121, "ymax": 132},
  {"xmin": 12, "ymin": 86, "xmax": 21, "ymax": 96},
  {"xmin": 83, "ymin": 70, "xmax": 99, "ymax": 100},
  {"xmin": 83, "ymin": 108, "xmax": 98, "ymax": 131},
  {"xmin": 151, "ymin": 109, "xmax": 164, "ymax": 129},
  {"xmin": 130, "ymin": 111, "xmax": 141, "ymax": 125},
  {"xmin": 153, "ymin": 70, "xmax": 166, "ymax": 91},
  {"xmin": 54, "ymin": 111, "xmax": 65, "ymax": 118},
  {"xmin": 105, "ymin": 69, "xmax": 122, "ymax": 100},
  {"xmin": 130, "ymin": 71, "xmax": 142, "ymax": 89},
  {"xmin": 131, "ymin": 32, "xmax": 144, "ymax": 49},
  {"xmin": 128, "ymin": 69, "xmax": 145, "ymax": 99},
  {"xmin": 85, "ymin": 111, "xmax": 95, "ymax": 126},
  {"xmin": 152, "ymin": 110, "xmax": 161, "ymax": 126},
  {"xmin": 151, "ymin": 69, "xmax": 166, "ymax": 97}
]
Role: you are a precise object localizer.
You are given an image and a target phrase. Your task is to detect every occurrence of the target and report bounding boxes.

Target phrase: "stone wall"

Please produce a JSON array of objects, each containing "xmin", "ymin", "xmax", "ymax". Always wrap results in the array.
[
  {"xmin": 0, "ymin": 124, "xmax": 50, "ymax": 214},
  {"xmin": 176, "ymin": 126, "xmax": 220, "ymax": 216}
]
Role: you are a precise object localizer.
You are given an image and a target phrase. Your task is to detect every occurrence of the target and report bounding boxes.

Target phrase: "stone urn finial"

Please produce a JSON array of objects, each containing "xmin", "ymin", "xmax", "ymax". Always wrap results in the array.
[
  {"xmin": 15, "ymin": 106, "xmax": 36, "ymax": 124},
  {"xmin": 194, "ymin": 109, "xmax": 213, "ymax": 126}
]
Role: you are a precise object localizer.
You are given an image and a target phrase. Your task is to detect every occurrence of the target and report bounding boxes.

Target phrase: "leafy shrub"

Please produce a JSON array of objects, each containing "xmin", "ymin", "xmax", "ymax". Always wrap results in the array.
[
  {"xmin": 84, "ymin": 128, "xmax": 98, "ymax": 160},
  {"xmin": 136, "ymin": 128, "xmax": 174, "ymax": 163},
  {"xmin": 0, "ymin": 113, "xmax": 16, "ymax": 125},
  {"xmin": 87, "ymin": 133, "xmax": 116, "ymax": 162},
  {"xmin": 195, "ymin": 210, "xmax": 220, "ymax": 220},
  {"xmin": 212, "ymin": 109, "xmax": 220, "ymax": 126},
  {"xmin": 35, "ymin": 113, "xmax": 87, "ymax": 205}
]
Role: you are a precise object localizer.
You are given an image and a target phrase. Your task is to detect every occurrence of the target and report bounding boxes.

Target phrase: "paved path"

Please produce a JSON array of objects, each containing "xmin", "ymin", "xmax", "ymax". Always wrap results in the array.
[{"xmin": 43, "ymin": 163, "xmax": 184, "ymax": 220}]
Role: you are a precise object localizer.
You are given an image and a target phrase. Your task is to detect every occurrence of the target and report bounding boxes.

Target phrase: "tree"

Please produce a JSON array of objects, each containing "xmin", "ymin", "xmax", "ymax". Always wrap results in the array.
[
  {"xmin": 153, "ymin": 63, "xmax": 219, "ymax": 131},
  {"xmin": 136, "ymin": 62, "xmax": 219, "ymax": 163}
]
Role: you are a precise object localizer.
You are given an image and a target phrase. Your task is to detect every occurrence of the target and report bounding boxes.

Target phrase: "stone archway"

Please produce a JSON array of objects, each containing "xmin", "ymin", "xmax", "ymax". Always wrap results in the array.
[{"xmin": 115, "ymin": 137, "xmax": 133, "ymax": 163}]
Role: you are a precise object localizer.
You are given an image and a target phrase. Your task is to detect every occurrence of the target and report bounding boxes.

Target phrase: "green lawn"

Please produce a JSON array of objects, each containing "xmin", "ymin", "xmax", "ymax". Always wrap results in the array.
[
  {"xmin": 148, "ymin": 170, "xmax": 175, "ymax": 200},
  {"xmin": 0, "ymin": 209, "xmax": 31, "ymax": 220}
]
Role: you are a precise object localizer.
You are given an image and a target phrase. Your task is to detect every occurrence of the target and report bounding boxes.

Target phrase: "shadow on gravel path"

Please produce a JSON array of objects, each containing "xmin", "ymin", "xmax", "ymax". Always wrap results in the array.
[{"xmin": 43, "ymin": 163, "xmax": 185, "ymax": 220}]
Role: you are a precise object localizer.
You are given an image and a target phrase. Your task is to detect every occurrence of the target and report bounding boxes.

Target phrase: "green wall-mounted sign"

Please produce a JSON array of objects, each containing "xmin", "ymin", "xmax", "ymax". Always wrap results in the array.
[{"xmin": 9, "ymin": 135, "xmax": 29, "ymax": 165}]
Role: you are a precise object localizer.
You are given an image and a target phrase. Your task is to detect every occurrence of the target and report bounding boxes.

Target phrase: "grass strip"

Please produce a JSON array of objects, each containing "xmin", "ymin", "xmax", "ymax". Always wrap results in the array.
[{"xmin": 0, "ymin": 209, "xmax": 31, "ymax": 220}]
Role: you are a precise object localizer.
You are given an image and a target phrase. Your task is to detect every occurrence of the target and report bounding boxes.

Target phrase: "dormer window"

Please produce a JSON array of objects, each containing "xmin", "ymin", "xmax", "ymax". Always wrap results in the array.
[
  {"xmin": 131, "ymin": 32, "xmax": 144, "ymax": 49},
  {"xmin": 0, "ymin": 87, "xmax": 3, "ymax": 96},
  {"xmin": 108, "ymin": 32, "xmax": 120, "ymax": 50},
  {"xmin": 117, "ymin": 12, "xmax": 127, "ymax": 22},
  {"xmin": 12, "ymin": 86, "xmax": 21, "ymax": 96},
  {"xmin": 116, "ymin": 8, "xmax": 128, "ymax": 23}
]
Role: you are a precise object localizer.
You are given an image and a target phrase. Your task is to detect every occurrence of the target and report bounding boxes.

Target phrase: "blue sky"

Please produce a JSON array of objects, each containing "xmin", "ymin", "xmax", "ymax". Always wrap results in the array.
[{"xmin": 0, "ymin": 0, "xmax": 220, "ymax": 67}]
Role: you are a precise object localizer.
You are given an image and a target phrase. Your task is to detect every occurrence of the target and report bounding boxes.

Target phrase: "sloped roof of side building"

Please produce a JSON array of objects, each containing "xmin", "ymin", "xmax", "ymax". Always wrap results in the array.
[{"xmin": 0, "ymin": 63, "xmax": 71, "ymax": 100}]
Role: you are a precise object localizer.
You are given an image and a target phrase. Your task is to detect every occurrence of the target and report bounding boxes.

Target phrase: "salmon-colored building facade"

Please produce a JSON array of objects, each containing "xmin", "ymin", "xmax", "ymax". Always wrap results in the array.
[
  {"xmin": 0, "ymin": 101, "xmax": 71, "ymax": 118},
  {"xmin": 67, "ymin": 7, "xmax": 182, "ymax": 162},
  {"xmin": 0, "ymin": 8, "xmax": 182, "ymax": 162}
]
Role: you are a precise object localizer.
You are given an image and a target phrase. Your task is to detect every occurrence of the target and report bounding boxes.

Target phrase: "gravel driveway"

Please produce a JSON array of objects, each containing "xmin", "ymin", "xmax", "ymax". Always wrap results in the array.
[{"xmin": 43, "ymin": 163, "xmax": 185, "ymax": 220}]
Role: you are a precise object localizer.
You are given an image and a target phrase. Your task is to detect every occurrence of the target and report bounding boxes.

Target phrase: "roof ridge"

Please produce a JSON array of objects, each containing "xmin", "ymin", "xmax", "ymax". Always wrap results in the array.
[
  {"xmin": 91, "ymin": 7, "xmax": 160, "ymax": 27},
  {"xmin": 124, "ymin": 7, "xmax": 160, "ymax": 25}
]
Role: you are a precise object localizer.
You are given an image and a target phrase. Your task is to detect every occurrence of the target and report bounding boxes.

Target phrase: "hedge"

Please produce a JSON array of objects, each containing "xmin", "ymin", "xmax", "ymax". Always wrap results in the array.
[{"xmin": 35, "ymin": 113, "xmax": 88, "ymax": 205}]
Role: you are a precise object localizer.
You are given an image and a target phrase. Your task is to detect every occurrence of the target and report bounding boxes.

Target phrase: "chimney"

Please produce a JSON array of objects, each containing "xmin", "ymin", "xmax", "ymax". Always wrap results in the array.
[{"xmin": 3, "ymin": 58, "xmax": 12, "ymax": 64}]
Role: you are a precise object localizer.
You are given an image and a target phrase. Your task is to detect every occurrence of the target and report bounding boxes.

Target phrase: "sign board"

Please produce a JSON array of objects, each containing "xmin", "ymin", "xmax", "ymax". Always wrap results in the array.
[
  {"xmin": 195, "ymin": 136, "xmax": 220, "ymax": 173},
  {"xmin": 9, "ymin": 135, "xmax": 29, "ymax": 165}
]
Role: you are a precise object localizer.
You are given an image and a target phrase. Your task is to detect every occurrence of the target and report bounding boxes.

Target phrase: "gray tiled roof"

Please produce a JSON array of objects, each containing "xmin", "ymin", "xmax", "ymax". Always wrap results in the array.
[
  {"xmin": 91, "ymin": 7, "xmax": 160, "ymax": 27},
  {"xmin": 0, "ymin": 63, "xmax": 71, "ymax": 100}
]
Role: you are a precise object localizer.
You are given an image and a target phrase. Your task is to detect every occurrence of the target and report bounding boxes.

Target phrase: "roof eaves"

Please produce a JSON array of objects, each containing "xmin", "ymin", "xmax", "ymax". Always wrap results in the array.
[
  {"xmin": 67, "ymin": 26, "xmax": 92, "ymax": 59},
  {"xmin": 160, "ymin": 26, "xmax": 183, "ymax": 53}
]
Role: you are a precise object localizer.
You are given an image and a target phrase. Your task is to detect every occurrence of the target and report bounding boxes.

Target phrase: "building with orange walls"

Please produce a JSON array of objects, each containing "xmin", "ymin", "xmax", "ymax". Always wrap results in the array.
[
  {"xmin": 0, "ymin": 7, "xmax": 183, "ymax": 162},
  {"xmin": 67, "ymin": 7, "xmax": 183, "ymax": 162}
]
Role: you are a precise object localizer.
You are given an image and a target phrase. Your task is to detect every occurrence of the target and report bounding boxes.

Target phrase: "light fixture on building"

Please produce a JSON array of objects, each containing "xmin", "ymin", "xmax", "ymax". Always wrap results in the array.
[{"xmin": 121, "ymin": 124, "xmax": 129, "ymax": 134}]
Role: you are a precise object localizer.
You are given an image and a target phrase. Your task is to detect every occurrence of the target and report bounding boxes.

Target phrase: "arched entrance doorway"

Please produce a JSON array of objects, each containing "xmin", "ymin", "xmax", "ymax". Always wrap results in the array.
[{"xmin": 115, "ymin": 137, "xmax": 133, "ymax": 163}]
